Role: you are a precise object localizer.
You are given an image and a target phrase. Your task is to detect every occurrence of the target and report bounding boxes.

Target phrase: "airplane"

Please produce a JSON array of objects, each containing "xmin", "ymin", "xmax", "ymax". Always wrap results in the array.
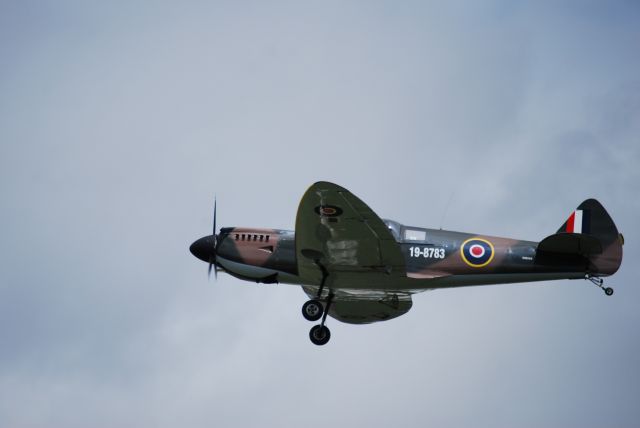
[{"xmin": 189, "ymin": 181, "xmax": 624, "ymax": 345}]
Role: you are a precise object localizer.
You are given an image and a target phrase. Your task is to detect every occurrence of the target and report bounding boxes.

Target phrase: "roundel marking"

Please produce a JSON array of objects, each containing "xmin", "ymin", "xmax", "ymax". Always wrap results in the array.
[
  {"xmin": 469, "ymin": 245, "xmax": 485, "ymax": 258},
  {"xmin": 314, "ymin": 205, "xmax": 343, "ymax": 217},
  {"xmin": 460, "ymin": 238, "xmax": 495, "ymax": 268}
]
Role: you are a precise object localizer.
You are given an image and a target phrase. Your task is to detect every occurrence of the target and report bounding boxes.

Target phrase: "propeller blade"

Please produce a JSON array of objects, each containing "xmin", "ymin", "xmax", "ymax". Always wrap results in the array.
[
  {"xmin": 209, "ymin": 197, "xmax": 218, "ymax": 281},
  {"xmin": 213, "ymin": 197, "xmax": 217, "ymax": 238}
]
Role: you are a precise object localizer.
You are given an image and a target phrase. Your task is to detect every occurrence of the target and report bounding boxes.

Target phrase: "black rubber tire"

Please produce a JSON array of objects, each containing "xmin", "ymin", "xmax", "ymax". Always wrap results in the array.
[
  {"xmin": 605, "ymin": 287, "xmax": 614, "ymax": 296},
  {"xmin": 309, "ymin": 325, "xmax": 331, "ymax": 346},
  {"xmin": 302, "ymin": 300, "xmax": 324, "ymax": 321}
]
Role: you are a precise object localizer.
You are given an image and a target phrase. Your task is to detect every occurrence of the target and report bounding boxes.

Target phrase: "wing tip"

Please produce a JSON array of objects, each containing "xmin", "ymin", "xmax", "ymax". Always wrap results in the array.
[{"xmin": 310, "ymin": 180, "xmax": 345, "ymax": 190}]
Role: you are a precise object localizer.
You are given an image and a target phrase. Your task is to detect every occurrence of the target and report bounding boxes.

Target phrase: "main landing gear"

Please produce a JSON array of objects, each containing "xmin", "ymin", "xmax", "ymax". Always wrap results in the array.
[
  {"xmin": 302, "ymin": 300, "xmax": 323, "ymax": 321},
  {"xmin": 304, "ymin": 293, "xmax": 334, "ymax": 346},
  {"xmin": 303, "ymin": 260, "xmax": 334, "ymax": 345},
  {"xmin": 586, "ymin": 274, "xmax": 614, "ymax": 296}
]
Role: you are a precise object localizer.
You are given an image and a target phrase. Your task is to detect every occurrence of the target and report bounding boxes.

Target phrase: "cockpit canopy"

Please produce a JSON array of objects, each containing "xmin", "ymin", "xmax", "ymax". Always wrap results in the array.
[
  {"xmin": 383, "ymin": 219, "xmax": 433, "ymax": 244},
  {"xmin": 382, "ymin": 219, "xmax": 402, "ymax": 241}
]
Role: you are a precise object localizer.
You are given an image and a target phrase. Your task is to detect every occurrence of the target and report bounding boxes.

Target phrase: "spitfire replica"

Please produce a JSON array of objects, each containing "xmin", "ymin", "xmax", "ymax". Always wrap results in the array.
[{"xmin": 190, "ymin": 182, "xmax": 624, "ymax": 345}]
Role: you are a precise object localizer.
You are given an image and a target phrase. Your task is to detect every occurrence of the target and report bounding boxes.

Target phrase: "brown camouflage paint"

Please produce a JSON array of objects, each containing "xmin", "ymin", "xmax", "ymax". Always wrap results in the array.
[{"xmin": 216, "ymin": 227, "xmax": 298, "ymax": 277}]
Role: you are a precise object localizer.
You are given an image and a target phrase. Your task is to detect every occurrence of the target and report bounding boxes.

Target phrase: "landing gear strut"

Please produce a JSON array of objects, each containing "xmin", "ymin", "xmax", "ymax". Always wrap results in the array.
[
  {"xmin": 307, "ymin": 292, "xmax": 334, "ymax": 346},
  {"xmin": 303, "ymin": 260, "xmax": 334, "ymax": 345},
  {"xmin": 302, "ymin": 260, "xmax": 334, "ymax": 345},
  {"xmin": 586, "ymin": 274, "xmax": 614, "ymax": 296}
]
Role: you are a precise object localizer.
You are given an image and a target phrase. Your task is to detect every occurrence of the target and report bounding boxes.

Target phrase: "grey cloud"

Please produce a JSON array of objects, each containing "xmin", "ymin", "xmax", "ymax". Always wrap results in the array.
[{"xmin": 1, "ymin": 1, "xmax": 639, "ymax": 427}]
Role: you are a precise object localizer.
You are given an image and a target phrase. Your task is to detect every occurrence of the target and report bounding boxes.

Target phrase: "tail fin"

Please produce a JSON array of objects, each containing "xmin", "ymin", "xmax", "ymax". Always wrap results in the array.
[
  {"xmin": 537, "ymin": 199, "xmax": 623, "ymax": 276},
  {"xmin": 556, "ymin": 199, "xmax": 619, "ymax": 240}
]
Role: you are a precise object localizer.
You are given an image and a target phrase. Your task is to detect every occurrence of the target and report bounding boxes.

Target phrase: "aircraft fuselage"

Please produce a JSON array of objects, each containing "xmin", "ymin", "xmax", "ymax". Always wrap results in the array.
[{"xmin": 191, "ymin": 222, "xmax": 617, "ymax": 291}]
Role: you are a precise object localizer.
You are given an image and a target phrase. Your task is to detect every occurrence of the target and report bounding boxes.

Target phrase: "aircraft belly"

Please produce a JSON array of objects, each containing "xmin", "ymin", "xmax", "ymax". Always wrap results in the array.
[
  {"xmin": 423, "ymin": 272, "xmax": 587, "ymax": 288},
  {"xmin": 216, "ymin": 256, "xmax": 302, "ymax": 284}
]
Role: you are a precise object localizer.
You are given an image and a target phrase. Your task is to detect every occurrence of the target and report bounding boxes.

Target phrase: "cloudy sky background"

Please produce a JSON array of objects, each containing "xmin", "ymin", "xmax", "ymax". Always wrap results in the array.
[{"xmin": 1, "ymin": 1, "xmax": 639, "ymax": 426}]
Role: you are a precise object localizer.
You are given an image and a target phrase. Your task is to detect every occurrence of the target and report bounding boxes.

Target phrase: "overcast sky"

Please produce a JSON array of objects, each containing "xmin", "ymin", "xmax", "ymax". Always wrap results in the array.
[{"xmin": 1, "ymin": 1, "xmax": 639, "ymax": 427}]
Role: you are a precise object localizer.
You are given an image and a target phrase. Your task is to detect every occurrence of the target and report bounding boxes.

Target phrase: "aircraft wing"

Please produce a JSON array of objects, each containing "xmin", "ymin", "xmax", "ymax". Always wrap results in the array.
[{"xmin": 295, "ymin": 181, "xmax": 406, "ymax": 286}]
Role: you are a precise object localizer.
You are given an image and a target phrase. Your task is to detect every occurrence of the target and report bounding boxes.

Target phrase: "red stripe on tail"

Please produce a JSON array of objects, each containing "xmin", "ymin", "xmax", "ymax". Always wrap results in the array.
[{"xmin": 566, "ymin": 212, "xmax": 575, "ymax": 233}]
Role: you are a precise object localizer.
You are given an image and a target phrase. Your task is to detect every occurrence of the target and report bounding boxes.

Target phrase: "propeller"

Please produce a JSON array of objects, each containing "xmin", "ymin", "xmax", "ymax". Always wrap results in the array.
[
  {"xmin": 208, "ymin": 198, "xmax": 218, "ymax": 280},
  {"xmin": 189, "ymin": 197, "xmax": 221, "ymax": 280}
]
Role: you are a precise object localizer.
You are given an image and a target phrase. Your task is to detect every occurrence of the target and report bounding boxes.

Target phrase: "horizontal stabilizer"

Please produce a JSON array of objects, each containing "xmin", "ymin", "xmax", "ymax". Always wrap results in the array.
[{"xmin": 537, "ymin": 233, "xmax": 602, "ymax": 256}]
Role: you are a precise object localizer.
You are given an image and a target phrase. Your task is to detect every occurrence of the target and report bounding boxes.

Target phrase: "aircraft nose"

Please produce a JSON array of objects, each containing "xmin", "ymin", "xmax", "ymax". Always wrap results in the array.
[{"xmin": 189, "ymin": 235, "xmax": 216, "ymax": 262}]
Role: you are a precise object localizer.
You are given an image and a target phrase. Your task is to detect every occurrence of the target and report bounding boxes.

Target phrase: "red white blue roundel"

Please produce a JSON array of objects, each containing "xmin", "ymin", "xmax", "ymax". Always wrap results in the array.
[{"xmin": 460, "ymin": 238, "xmax": 495, "ymax": 268}]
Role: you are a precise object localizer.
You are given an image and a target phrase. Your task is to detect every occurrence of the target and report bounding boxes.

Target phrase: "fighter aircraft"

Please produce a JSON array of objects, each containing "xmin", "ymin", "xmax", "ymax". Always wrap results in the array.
[{"xmin": 190, "ymin": 181, "xmax": 624, "ymax": 345}]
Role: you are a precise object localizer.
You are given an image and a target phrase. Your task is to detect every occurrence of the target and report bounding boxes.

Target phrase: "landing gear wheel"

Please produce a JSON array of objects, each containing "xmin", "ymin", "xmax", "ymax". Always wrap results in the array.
[
  {"xmin": 604, "ymin": 287, "xmax": 614, "ymax": 296},
  {"xmin": 302, "ymin": 300, "xmax": 323, "ymax": 321},
  {"xmin": 309, "ymin": 325, "xmax": 331, "ymax": 346}
]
